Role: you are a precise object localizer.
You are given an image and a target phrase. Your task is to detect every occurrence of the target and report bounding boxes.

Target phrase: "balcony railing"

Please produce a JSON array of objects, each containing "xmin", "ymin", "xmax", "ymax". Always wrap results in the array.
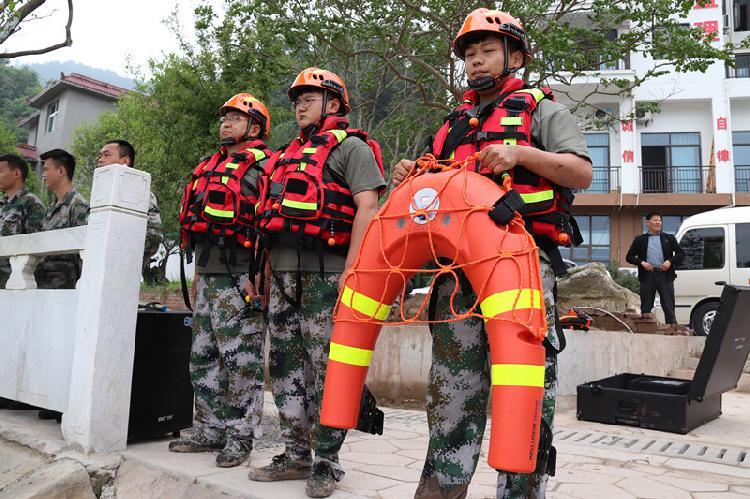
[
  {"xmin": 577, "ymin": 166, "xmax": 620, "ymax": 193},
  {"xmin": 638, "ymin": 166, "xmax": 712, "ymax": 194},
  {"xmin": 736, "ymin": 166, "xmax": 750, "ymax": 193},
  {"xmin": 726, "ymin": 55, "xmax": 750, "ymax": 78}
]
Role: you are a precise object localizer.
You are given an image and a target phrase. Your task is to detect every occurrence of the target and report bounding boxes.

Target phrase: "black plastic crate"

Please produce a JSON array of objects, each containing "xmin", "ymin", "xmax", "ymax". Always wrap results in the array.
[{"xmin": 577, "ymin": 284, "xmax": 750, "ymax": 434}]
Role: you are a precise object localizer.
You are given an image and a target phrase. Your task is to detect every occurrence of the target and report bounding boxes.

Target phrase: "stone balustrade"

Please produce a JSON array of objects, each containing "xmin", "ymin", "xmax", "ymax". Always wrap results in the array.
[{"xmin": 0, "ymin": 164, "xmax": 150, "ymax": 454}]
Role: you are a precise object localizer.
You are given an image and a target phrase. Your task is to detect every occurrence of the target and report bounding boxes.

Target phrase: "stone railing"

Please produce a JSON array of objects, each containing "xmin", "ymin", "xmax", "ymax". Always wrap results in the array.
[{"xmin": 0, "ymin": 164, "xmax": 150, "ymax": 454}]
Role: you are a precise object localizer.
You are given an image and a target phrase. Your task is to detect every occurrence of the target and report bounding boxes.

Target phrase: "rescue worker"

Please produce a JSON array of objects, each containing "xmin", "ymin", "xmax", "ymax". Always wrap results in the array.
[
  {"xmin": 97, "ymin": 140, "xmax": 163, "ymax": 274},
  {"xmin": 35, "ymin": 148, "xmax": 89, "ymax": 290},
  {"xmin": 391, "ymin": 9, "xmax": 592, "ymax": 498},
  {"xmin": 169, "ymin": 93, "xmax": 271, "ymax": 468},
  {"xmin": 0, "ymin": 153, "xmax": 45, "ymax": 288},
  {"xmin": 248, "ymin": 68, "xmax": 385, "ymax": 498}
]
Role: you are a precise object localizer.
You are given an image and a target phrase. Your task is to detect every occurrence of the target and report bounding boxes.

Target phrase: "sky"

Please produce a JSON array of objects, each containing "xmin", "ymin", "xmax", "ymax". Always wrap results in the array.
[{"xmin": 4, "ymin": 0, "xmax": 222, "ymax": 78}]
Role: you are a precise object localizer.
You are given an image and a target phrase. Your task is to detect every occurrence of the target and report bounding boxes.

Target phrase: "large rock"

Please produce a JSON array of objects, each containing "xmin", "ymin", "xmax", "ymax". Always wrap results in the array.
[
  {"xmin": 0, "ymin": 458, "xmax": 96, "ymax": 499},
  {"xmin": 557, "ymin": 262, "xmax": 640, "ymax": 313}
]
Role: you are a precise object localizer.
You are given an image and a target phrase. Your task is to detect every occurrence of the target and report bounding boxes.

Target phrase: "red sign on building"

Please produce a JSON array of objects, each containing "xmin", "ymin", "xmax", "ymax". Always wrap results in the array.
[
  {"xmin": 695, "ymin": 20, "xmax": 720, "ymax": 41},
  {"xmin": 621, "ymin": 120, "xmax": 634, "ymax": 132},
  {"xmin": 717, "ymin": 149, "xmax": 731, "ymax": 162},
  {"xmin": 693, "ymin": 0, "xmax": 718, "ymax": 8},
  {"xmin": 717, "ymin": 117, "xmax": 728, "ymax": 130},
  {"xmin": 622, "ymin": 150, "xmax": 634, "ymax": 163}
]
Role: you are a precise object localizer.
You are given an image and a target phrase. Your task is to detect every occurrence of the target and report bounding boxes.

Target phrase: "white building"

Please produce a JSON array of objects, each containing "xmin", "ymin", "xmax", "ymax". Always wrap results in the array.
[{"xmin": 548, "ymin": 0, "xmax": 750, "ymax": 266}]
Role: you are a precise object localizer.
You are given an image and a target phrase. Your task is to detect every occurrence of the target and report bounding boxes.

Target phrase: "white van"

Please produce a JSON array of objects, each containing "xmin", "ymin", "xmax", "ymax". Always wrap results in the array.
[{"xmin": 674, "ymin": 206, "xmax": 750, "ymax": 335}]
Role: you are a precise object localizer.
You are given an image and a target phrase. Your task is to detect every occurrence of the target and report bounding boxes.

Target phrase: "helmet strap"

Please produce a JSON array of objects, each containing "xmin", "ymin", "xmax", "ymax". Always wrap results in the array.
[{"xmin": 467, "ymin": 38, "xmax": 521, "ymax": 91}]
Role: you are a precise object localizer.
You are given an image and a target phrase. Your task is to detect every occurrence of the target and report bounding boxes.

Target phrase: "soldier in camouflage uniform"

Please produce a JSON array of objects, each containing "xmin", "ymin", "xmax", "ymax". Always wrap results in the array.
[
  {"xmin": 97, "ymin": 140, "xmax": 163, "ymax": 273},
  {"xmin": 391, "ymin": 8, "xmax": 592, "ymax": 498},
  {"xmin": 247, "ymin": 69, "xmax": 385, "ymax": 499},
  {"xmin": 35, "ymin": 149, "xmax": 89, "ymax": 290},
  {"xmin": 0, "ymin": 153, "xmax": 45, "ymax": 289},
  {"xmin": 169, "ymin": 94, "xmax": 271, "ymax": 468}
]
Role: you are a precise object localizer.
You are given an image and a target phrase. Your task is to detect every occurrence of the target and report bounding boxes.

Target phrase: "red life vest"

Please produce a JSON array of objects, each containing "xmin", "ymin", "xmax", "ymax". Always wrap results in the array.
[
  {"xmin": 432, "ymin": 77, "xmax": 579, "ymax": 248},
  {"xmin": 258, "ymin": 116, "xmax": 384, "ymax": 254},
  {"xmin": 179, "ymin": 140, "xmax": 271, "ymax": 265}
]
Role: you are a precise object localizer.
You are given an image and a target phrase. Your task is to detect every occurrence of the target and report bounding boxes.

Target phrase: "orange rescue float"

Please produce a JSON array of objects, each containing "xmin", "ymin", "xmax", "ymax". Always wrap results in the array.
[{"xmin": 320, "ymin": 159, "xmax": 548, "ymax": 473}]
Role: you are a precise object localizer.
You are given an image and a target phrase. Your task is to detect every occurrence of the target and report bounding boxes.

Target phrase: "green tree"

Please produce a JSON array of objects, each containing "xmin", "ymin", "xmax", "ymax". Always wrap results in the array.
[
  {"xmin": 0, "ymin": 121, "xmax": 16, "ymax": 155},
  {"xmin": 1, "ymin": 0, "xmax": 73, "ymax": 59},
  {"xmin": 0, "ymin": 60, "xmax": 41, "ymax": 141}
]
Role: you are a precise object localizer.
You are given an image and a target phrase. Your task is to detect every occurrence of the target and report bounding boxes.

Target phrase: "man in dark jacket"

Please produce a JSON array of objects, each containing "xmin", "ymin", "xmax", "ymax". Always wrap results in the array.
[{"xmin": 626, "ymin": 212, "xmax": 685, "ymax": 324}]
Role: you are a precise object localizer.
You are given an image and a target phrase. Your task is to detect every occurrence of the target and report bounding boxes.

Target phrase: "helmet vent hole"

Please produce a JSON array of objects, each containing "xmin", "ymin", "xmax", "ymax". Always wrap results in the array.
[
  {"xmin": 495, "ymin": 17, "xmax": 501, "ymax": 23},
  {"xmin": 486, "ymin": 17, "xmax": 494, "ymax": 23}
]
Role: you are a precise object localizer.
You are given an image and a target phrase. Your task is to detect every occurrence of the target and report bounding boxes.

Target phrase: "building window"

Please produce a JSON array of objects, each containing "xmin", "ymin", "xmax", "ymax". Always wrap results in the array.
[
  {"xmin": 735, "ymin": 0, "xmax": 750, "ymax": 31},
  {"xmin": 46, "ymin": 100, "xmax": 59, "ymax": 133},
  {"xmin": 560, "ymin": 215, "xmax": 610, "ymax": 263},
  {"xmin": 731, "ymin": 54, "xmax": 750, "ymax": 78},
  {"xmin": 677, "ymin": 227, "xmax": 725, "ymax": 270},
  {"xmin": 641, "ymin": 132, "xmax": 702, "ymax": 193},
  {"xmin": 734, "ymin": 131, "xmax": 750, "ymax": 192},
  {"xmin": 653, "ymin": 24, "xmax": 691, "ymax": 60},
  {"xmin": 735, "ymin": 223, "xmax": 750, "ymax": 268},
  {"xmin": 584, "ymin": 133, "xmax": 613, "ymax": 193}
]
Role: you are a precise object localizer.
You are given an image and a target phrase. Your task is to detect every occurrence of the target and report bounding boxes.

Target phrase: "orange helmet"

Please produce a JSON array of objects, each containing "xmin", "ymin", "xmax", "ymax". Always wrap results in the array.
[
  {"xmin": 219, "ymin": 93, "xmax": 271, "ymax": 138},
  {"xmin": 453, "ymin": 8, "xmax": 531, "ymax": 65},
  {"xmin": 288, "ymin": 68, "xmax": 351, "ymax": 114}
]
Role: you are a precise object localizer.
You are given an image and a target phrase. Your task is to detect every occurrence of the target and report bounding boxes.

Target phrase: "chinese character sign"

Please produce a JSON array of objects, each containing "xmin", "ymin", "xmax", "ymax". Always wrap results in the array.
[{"xmin": 695, "ymin": 21, "xmax": 720, "ymax": 42}]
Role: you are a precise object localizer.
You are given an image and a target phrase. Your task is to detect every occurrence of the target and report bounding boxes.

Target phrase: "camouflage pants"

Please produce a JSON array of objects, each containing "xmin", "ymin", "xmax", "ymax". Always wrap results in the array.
[
  {"xmin": 191, "ymin": 273, "xmax": 265, "ymax": 441},
  {"xmin": 416, "ymin": 257, "xmax": 559, "ymax": 499},
  {"xmin": 34, "ymin": 255, "xmax": 82, "ymax": 289},
  {"xmin": 267, "ymin": 271, "xmax": 346, "ymax": 477}
]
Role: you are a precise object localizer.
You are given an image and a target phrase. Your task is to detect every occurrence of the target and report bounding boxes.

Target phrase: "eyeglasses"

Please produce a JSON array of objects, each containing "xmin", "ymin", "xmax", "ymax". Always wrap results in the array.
[
  {"xmin": 219, "ymin": 115, "xmax": 248, "ymax": 124},
  {"xmin": 292, "ymin": 96, "xmax": 322, "ymax": 110}
]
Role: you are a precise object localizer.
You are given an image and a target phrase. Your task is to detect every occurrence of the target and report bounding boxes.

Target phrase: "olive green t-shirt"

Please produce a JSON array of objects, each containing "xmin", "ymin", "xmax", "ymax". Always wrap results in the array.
[
  {"xmin": 195, "ymin": 158, "xmax": 266, "ymax": 275},
  {"xmin": 477, "ymin": 97, "xmax": 591, "ymax": 161},
  {"xmin": 270, "ymin": 136, "xmax": 386, "ymax": 273}
]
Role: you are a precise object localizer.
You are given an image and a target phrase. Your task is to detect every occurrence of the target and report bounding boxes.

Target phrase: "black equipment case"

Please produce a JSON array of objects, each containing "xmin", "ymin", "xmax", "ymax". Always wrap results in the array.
[
  {"xmin": 127, "ymin": 309, "xmax": 194, "ymax": 441},
  {"xmin": 577, "ymin": 285, "xmax": 750, "ymax": 434}
]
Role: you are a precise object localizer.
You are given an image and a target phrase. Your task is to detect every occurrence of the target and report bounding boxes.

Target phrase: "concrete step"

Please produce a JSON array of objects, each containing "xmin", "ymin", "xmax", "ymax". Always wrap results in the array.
[
  {"xmin": 681, "ymin": 356, "xmax": 750, "ymax": 374},
  {"xmin": 668, "ymin": 369, "xmax": 750, "ymax": 393}
]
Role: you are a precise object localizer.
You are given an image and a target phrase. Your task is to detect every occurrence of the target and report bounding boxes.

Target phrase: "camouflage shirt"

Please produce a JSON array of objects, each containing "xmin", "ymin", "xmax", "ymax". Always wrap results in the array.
[
  {"xmin": 143, "ymin": 191, "xmax": 163, "ymax": 271},
  {"xmin": 0, "ymin": 188, "xmax": 46, "ymax": 287},
  {"xmin": 35, "ymin": 189, "xmax": 89, "ymax": 289},
  {"xmin": 0, "ymin": 188, "xmax": 45, "ymax": 236},
  {"xmin": 41, "ymin": 189, "xmax": 89, "ymax": 231}
]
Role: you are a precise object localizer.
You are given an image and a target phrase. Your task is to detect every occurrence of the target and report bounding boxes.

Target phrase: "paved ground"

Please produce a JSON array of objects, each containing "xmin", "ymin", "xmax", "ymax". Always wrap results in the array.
[{"xmin": 1, "ymin": 391, "xmax": 750, "ymax": 498}]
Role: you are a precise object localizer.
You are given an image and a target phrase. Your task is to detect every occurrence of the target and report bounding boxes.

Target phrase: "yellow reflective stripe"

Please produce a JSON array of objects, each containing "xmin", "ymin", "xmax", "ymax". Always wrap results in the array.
[
  {"xmin": 281, "ymin": 199, "xmax": 317, "ymax": 210},
  {"xmin": 519, "ymin": 190, "xmax": 554, "ymax": 204},
  {"xmin": 329, "ymin": 342, "xmax": 373, "ymax": 367},
  {"xmin": 341, "ymin": 285, "xmax": 392, "ymax": 320},
  {"xmin": 515, "ymin": 88, "xmax": 546, "ymax": 103},
  {"xmin": 225, "ymin": 162, "xmax": 240, "ymax": 170},
  {"xmin": 491, "ymin": 364, "xmax": 545, "ymax": 387},
  {"xmin": 221, "ymin": 176, "xmax": 229, "ymax": 184},
  {"xmin": 480, "ymin": 289, "xmax": 542, "ymax": 318},
  {"xmin": 449, "ymin": 150, "xmax": 455, "ymax": 160},
  {"xmin": 193, "ymin": 179, "xmax": 199, "ymax": 189},
  {"xmin": 245, "ymin": 148, "xmax": 267, "ymax": 162},
  {"xmin": 303, "ymin": 147, "xmax": 317, "ymax": 154},
  {"xmin": 501, "ymin": 117, "xmax": 523, "ymax": 126},
  {"xmin": 331, "ymin": 129, "xmax": 348, "ymax": 143},
  {"xmin": 504, "ymin": 138, "xmax": 517, "ymax": 146},
  {"xmin": 204, "ymin": 206, "xmax": 234, "ymax": 218},
  {"xmin": 300, "ymin": 163, "xmax": 307, "ymax": 171}
]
